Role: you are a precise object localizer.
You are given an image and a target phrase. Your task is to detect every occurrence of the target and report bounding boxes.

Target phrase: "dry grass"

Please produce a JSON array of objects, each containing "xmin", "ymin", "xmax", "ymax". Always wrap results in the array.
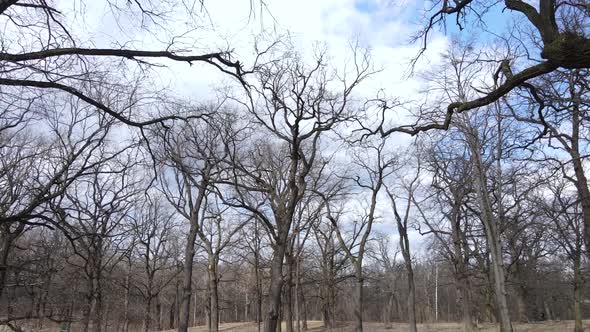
[
  {"xmin": 159, "ymin": 320, "xmax": 590, "ymax": 332},
  {"xmin": 2, "ymin": 320, "xmax": 589, "ymax": 331}
]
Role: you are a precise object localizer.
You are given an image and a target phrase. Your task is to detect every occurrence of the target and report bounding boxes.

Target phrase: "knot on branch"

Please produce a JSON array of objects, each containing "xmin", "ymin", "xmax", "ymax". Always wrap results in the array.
[{"xmin": 541, "ymin": 31, "xmax": 590, "ymax": 69}]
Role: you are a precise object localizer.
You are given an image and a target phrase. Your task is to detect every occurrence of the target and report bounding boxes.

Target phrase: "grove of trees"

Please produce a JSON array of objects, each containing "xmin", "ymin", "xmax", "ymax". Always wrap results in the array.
[{"xmin": 0, "ymin": 1, "xmax": 589, "ymax": 332}]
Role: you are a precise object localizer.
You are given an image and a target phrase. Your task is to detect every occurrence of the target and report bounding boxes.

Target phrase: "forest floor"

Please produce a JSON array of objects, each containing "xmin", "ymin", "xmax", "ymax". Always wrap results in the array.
[
  {"xmin": 160, "ymin": 320, "xmax": 590, "ymax": 332},
  {"xmin": 3, "ymin": 320, "xmax": 589, "ymax": 331}
]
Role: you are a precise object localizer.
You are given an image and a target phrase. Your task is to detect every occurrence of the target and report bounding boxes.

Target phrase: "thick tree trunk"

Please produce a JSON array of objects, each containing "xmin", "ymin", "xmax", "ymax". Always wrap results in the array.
[
  {"xmin": 0, "ymin": 223, "xmax": 23, "ymax": 298},
  {"xmin": 354, "ymin": 270, "xmax": 364, "ymax": 332},
  {"xmin": 398, "ymin": 227, "xmax": 417, "ymax": 332},
  {"xmin": 207, "ymin": 256, "xmax": 220, "ymax": 332},
  {"xmin": 571, "ymin": 155, "xmax": 590, "ymax": 258},
  {"xmin": 284, "ymin": 254, "xmax": 294, "ymax": 332},
  {"xmin": 264, "ymin": 242, "xmax": 287, "ymax": 332},
  {"xmin": 144, "ymin": 294, "xmax": 152, "ymax": 332},
  {"xmin": 457, "ymin": 280, "xmax": 475, "ymax": 332},
  {"xmin": 178, "ymin": 221, "xmax": 199, "ymax": 332},
  {"xmin": 406, "ymin": 263, "xmax": 417, "ymax": 332}
]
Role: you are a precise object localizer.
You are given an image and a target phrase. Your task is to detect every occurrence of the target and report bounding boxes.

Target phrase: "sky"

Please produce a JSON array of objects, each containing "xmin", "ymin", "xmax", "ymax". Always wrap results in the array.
[
  {"xmin": 91, "ymin": 0, "xmax": 450, "ymax": 254},
  {"xmin": 65, "ymin": 0, "xmax": 517, "ymax": 255},
  {"xmin": 68, "ymin": 0, "xmax": 451, "ymax": 106}
]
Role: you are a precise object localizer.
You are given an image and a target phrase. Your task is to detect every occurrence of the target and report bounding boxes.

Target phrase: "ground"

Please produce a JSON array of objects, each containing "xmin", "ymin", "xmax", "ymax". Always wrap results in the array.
[
  {"xmin": 2, "ymin": 320, "xmax": 589, "ymax": 331},
  {"xmin": 161, "ymin": 320, "xmax": 590, "ymax": 332}
]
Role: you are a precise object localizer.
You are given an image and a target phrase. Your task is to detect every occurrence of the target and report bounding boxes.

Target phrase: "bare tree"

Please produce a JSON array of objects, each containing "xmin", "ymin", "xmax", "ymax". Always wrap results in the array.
[
  {"xmin": 131, "ymin": 196, "xmax": 179, "ymax": 332},
  {"xmin": 539, "ymin": 177, "xmax": 587, "ymax": 332},
  {"xmin": 0, "ymin": 96, "xmax": 118, "ymax": 298},
  {"xmin": 384, "ymin": 149, "xmax": 421, "ymax": 332},
  {"xmin": 317, "ymin": 138, "xmax": 396, "ymax": 332},
  {"xmin": 371, "ymin": 1, "xmax": 590, "ymax": 136},
  {"xmin": 0, "ymin": 1, "xmax": 246, "ymax": 130},
  {"xmin": 51, "ymin": 147, "xmax": 140, "ymax": 332},
  {"xmin": 420, "ymin": 137, "xmax": 477, "ymax": 332},
  {"xmin": 223, "ymin": 43, "xmax": 372, "ymax": 332},
  {"xmin": 156, "ymin": 115, "xmax": 228, "ymax": 332}
]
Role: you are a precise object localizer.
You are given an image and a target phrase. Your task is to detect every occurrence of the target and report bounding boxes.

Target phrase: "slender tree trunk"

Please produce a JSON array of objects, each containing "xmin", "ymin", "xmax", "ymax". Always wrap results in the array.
[
  {"xmin": 543, "ymin": 300, "xmax": 553, "ymax": 321},
  {"xmin": 515, "ymin": 286, "xmax": 528, "ymax": 323},
  {"xmin": 567, "ymin": 83, "xmax": 590, "ymax": 258},
  {"xmin": 245, "ymin": 292, "xmax": 249, "ymax": 322},
  {"xmin": 157, "ymin": 296, "xmax": 163, "ymax": 331},
  {"xmin": 170, "ymin": 294, "xmax": 176, "ymax": 330},
  {"xmin": 465, "ymin": 129, "xmax": 513, "ymax": 332},
  {"xmin": 573, "ymin": 253, "xmax": 584, "ymax": 332},
  {"xmin": 124, "ymin": 271, "xmax": 130, "ymax": 332},
  {"xmin": 254, "ymin": 220, "xmax": 263, "ymax": 332},
  {"xmin": 450, "ymin": 201, "xmax": 475, "ymax": 332},
  {"xmin": 301, "ymin": 290, "xmax": 308, "ymax": 330}
]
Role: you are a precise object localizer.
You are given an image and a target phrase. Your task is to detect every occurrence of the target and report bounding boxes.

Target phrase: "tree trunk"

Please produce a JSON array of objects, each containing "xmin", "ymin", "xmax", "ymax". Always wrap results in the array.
[
  {"xmin": 515, "ymin": 287, "xmax": 528, "ymax": 323},
  {"xmin": 301, "ymin": 290, "xmax": 308, "ymax": 330},
  {"xmin": 178, "ymin": 220, "xmax": 199, "ymax": 332},
  {"xmin": 144, "ymin": 295, "xmax": 152, "ymax": 332},
  {"xmin": 406, "ymin": 263, "xmax": 417, "ymax": 332},
  {"xmin": 573, "ymin": 253, "xmax": 584, "ymax": 332},
  {"xmin": 0, "ymin": 223, "xmax": 23, "ymax": 299},
  {"xmin": 264, "ymin": 241, "xmax": 287, "ymax": 332},
  {"xmin": 284, "ymin": 256, "xmax": 294, "ymax": 332},
  {"xmin": 170, "ymin": 295, "xmax": 176, "ymax": 330},
  {"xmin": 354, "ymin": 269, "xmax": 363, "ymax": 332},
  {"xmin": 466, "ymin": 130, "xmax": 513, "ymax": 332},
  {"xmin": 124, "ymin": 271, "xmax": 130, "ymax": 332},
  {"xmin": 207, "ymin": 255, "xmax": 220, "ymax": 332}
]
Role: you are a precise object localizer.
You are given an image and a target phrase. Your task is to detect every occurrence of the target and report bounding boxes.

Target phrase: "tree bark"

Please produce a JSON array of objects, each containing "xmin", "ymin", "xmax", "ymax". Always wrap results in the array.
[
  {"xmin": 264, "ymin": 240, "xmax": 287, "ymax": 332},
  {"xmin": 573, "ymin": 253, "xmax": 583, "ymax": 332},
  {"xmin": 178, "ymin": 220, "xmax": 198, "ymax": 332},
  {"xmin": 405, "ymin": 260, "xmax": 417, "ymax": 332},
  {"xmin": 354, "ymin": 269, "xmax": 364, "ymax": 332},
  {"xmin": 450, "ymin": 202, "xmax": 475, "ymax": 332},
  {"xmin": 468, "ymin": 143, "xmax": 513, "ymax": 332},
  {"xmin": 207, "ymin": 255, "xmax": 220, "ymax": 332}
]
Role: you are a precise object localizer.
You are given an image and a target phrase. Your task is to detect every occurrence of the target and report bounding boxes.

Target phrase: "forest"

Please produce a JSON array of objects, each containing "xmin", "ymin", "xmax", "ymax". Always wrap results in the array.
[{"xmin": 0, "ymin": 1, "xmax": 589, "ymax": 332}]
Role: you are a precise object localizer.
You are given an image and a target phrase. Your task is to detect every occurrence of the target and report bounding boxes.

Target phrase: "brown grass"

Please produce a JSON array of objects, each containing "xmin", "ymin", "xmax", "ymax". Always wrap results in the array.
[
  {"xmin": 159, "ymin": 320, "xmax": 590, "ymax": 332},
  {"xmin": 3, "ymin": 319, "xmax": 588, "ymax": 331}
]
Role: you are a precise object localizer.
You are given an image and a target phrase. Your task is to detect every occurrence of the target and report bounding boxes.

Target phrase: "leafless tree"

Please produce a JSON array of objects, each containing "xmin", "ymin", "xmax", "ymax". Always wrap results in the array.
[
  {"xmin": 371, "ymin": 1, "xmax": 590, "ymax": 136},
  {"xmin": 223, "ymin": 43, "xmax": 372, "ymax": 332},
  {"xmin": 131, "ymin": 196, "xmax": 179, "ymax": 332},
  {"xmin": 384, "ymin": 148, "xmax": 422, "ymax": 332},
  {"xmin": 156, "ymin": 114, "xmax": 229, "ymax": 332},
  {"xmin": 50, "ymin": 147, "xmax": 141, "ymax": 332},
  {"xmin": 0, "ymin": 1, "xmax": 246, "ymax": 130},
  {"xmin": 539, "ymin": 177, "xmax": 587, "ymax": 332}
]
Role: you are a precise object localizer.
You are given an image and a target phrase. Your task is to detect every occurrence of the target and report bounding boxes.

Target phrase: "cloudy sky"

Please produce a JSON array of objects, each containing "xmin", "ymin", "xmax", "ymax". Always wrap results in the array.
[
  {"xmin": 71, "ymin": 0, "xmax": 451, "ymax": 106},
  {"xmin": 69, "ymin": 0, "xmax": 475, "ymax": 252}
]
